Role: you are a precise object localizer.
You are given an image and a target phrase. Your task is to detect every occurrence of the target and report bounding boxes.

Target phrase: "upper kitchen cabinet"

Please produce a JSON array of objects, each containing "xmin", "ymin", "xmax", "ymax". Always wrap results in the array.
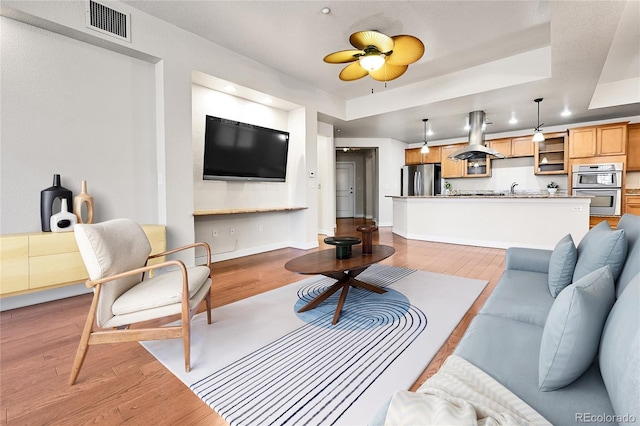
[
  {"xmin": 569, "ymin": 122, "xmax": 628, "ymax": 158},
  {"xmin": 405, "ymin": 148, "xmax": 422, "ymax": 165},
  {"xmin": 440, "ymin": 144, "xmax": 490, "ymax": 178},
  {"xmin": 534, "ymin": 132, "xmax": 568, "ymax": 175},
  {"xmin": 488, "ymin": 138, "xmax": 511, "ymax": 157},
  {"xmin": 422, "ymin": 145, "xmax": 441, "ymax": 164},
  {"xmin": 627, "ymin": 123, "xmax": 640, "ymax": 171},
  {"xmin": 489, "ymin": 137, "xmax": 534, "ymax": 158},
  {"xmin": 464, "ymin": 156, "xmax": 491, "ymax": 177},
  {"xmin": 405, "ymin": 146, "xmax": 442, "ymax": 165},
  {"xmin": 511, "ymin": 137, "xmax": 535, "ymax": 157},
  {"xmin": 441, "ymin": 144, "xmax": 465, "ymax": 178}
]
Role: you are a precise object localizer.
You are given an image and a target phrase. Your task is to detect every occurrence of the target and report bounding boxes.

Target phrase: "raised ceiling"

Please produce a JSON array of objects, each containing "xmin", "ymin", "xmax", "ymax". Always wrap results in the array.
[{"xmin": 124, "ymin": 0, "xmax": 640, "ymax": 143}]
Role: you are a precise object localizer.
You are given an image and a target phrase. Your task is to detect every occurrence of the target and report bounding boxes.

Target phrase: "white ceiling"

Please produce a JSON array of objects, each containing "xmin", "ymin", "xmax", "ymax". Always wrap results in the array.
[{"xmin": 124, "ymin": 0, "xmax": 640, "ymax": 144}]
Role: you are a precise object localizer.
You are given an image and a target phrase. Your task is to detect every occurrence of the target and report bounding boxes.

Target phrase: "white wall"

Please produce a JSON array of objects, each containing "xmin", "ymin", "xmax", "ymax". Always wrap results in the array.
[
  {"xmin": 192, "ymin": 84, "xmax": 292, "ymax": 211},
  {"xmin": 317, "ymin": 122, "xmax": 336, "ymax": 236},
  {"xmin": 1, "ymin": 1, "xmax": 337, "ymax": 265},
  {"xmin": 191, "ymin": 84, "xmax": 318, "ymax": 261},
  {"xmin": 0, "ymin": 17, "xmax": 158, "ymax": 233}
]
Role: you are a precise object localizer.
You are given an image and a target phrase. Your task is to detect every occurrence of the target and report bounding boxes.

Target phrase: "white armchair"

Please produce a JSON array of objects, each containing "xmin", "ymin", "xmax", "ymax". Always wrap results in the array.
[{"xmin": 69, "ymin": 218, "xmax": 212, "ymax": 385}]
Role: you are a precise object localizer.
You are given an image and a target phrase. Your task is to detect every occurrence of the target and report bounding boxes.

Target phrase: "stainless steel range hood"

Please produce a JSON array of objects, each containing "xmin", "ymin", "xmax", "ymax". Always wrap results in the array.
[{"xmin": 449, "ymin": 111, "xmax": 505, "ymax": 161}]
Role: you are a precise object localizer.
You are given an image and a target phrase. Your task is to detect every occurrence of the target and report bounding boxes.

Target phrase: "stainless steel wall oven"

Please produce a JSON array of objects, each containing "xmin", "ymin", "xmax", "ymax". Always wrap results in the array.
[{"xmin": 572, "ymin": 163, "xmax": 622, "ymax": 216}]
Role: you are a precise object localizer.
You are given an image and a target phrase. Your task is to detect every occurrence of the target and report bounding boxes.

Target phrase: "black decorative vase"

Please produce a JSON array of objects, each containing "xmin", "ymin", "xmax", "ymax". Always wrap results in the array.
[{"xmin": 40, "ymin": 174, "xmax": 73, "ymax": 232}]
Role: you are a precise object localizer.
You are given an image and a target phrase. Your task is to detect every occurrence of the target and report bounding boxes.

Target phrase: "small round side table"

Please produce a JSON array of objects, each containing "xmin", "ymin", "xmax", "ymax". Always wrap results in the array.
[{"xmin": 356, "ymin": 225, "xmax": 378, "ymax": 254}]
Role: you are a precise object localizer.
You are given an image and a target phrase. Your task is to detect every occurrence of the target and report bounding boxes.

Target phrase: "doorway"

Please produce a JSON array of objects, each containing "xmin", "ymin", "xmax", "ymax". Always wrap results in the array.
[
  {"xmin": 336, "ymin": 162, "xmax": 355, "ymax": 218},
  {"xmin": 335, "ymin": 148, "xmax": 378, "ymax": 222}
]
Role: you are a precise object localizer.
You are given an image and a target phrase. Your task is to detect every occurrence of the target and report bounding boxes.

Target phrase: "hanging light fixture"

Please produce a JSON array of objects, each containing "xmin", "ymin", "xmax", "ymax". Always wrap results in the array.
[
  {"xmin": 532, "ymin": 98, "xmax": 545, "ymax": 142},
  {"xmin": 421, "ymin": 118, "xmax": 430, "ymax": 154}
]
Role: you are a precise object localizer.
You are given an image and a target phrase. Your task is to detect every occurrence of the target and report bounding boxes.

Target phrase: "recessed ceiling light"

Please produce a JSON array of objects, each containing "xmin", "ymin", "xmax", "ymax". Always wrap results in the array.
[
  {"xmin": 321, "ymin": 7, "xmax": 331, "ymax": 14},
  {"xmin": 263, "ymin": 97, "xmax": 273, "ymax": 104},
  {"xmin": 561, "ymin": 109, "xmax": 572, "ymax": 117},
  {"xmin": 426, "ymin": 128, "xmax": 434, "ymax": 137},
  {"xmin": 509, "ymin": 115, "xmax": 518, "ymax": 125},
  {"xmin": 223, "ymin": 85, "xmax": 236, "ymax": 92}
]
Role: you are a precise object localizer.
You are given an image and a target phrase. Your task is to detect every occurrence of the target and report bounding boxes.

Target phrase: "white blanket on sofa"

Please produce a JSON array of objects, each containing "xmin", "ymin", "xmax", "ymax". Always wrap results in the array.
[{"xmin": 384, "ymin": 355, "xmax": 551, "ymax": 426}]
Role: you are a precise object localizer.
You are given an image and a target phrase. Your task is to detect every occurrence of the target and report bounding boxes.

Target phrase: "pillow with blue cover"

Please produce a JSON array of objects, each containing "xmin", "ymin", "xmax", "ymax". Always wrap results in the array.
[
  {"xmin": 548, "ymin": 234, "xmax": 577, "ymax": 297},
  {"xmin": 539, "ymin": 266, "xmax": 615, "ymax": 391},
  {"xmin": 573, "ymin": 220, "xmax": 627, "ymax": 283}
]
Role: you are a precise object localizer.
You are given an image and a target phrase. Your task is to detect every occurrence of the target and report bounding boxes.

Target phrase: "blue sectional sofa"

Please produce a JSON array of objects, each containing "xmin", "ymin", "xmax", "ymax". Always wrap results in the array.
[
  {"xmin": 452, "ymin": 213, "xmax": 639, "ymax": 425},
  {"xmin": 375, "ymin": 214, "xmax": 639, "ymax": 425}
]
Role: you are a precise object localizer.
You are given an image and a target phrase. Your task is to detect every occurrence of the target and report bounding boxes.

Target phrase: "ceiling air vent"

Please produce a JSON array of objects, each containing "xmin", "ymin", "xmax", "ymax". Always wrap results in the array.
[{"xmin": 85, "ymin": 0, "xmax": 131, "ymax": 42}]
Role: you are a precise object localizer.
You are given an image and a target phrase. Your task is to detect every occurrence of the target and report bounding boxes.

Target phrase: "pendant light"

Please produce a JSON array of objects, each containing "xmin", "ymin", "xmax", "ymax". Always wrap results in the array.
[
  {"xmin": 420, "ymin": 118, "xmax": 430, "ymax": 154},
  {"xmin": 532, "ymin": 98, "xmax": 545, "ymax": 142}
]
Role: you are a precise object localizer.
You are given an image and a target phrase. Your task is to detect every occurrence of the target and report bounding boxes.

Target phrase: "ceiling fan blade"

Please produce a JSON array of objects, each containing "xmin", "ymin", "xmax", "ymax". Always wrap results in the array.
[
  {"xmin": 349, "ymin": 30, "xmax": 394, "ymax": 53},
  {"xmin": 368, "ymin": 63, "xmax": 408, "ymax": 81},
  {"xmin": 386, "ymin": 35, "xmax": 425, "ymax": 66},
  {"xmin": 323, "ymin": 49, "xmax": 363, "ymax": 64},
  {"xmin": 339, "ymin": 62, "xmax": 369, "ymax": 81}
]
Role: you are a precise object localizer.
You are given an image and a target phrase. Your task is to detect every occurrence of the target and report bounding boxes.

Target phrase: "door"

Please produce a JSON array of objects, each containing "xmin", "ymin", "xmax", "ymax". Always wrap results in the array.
[{"xmin": 336, "ymin": 162, "xmax": 355, "ymax": 218}]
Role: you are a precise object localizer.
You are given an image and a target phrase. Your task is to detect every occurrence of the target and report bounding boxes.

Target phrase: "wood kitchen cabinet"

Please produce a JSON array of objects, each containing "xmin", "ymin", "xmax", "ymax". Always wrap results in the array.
[
  {"xmin": 625, "ymin": 194, "xmax": 640, "ymax": 216},
  {"xmin": 405, "ymin": 146, "xmax": 441, "ymax": 165},
  {"xmin": 534, "ymin": 132, "xmax": 568, "ymax": 175},
  {"xmin": 441, "ymin": 144, "xmax": 465, "ymax": 178},
  {"xmin": 422, "ymin": 145, "xmax": 441, "ymax": 163},
  {"xmin": 488, "ymin": 138, "xmax": 511, "ymax": 157},
  {"xmin": 489, "ymin": 137, "xmax": 534, "ymax": 158},
  {"xmin": 511, "ymin": 136, "xmax": 535, "ymax": 157},
  {"xmin": 627, "ymin": 123, "xmax": 640, "ymax": 171},
  {"xmin": 404, "ymin": 148, "xmax": 422, "ymax": 165},
  {"xmin": 569, "ymin": 122, "xmax": 628, "ymax": 158},
  {"xmin": 464, "ymin": 156, "xmax": 491, "ymax": 177}
]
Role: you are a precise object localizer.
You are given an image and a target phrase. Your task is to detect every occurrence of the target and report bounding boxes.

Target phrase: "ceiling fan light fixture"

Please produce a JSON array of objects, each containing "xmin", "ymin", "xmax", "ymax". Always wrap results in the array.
[
  {"xmin": 532, "ymin": 98, "xmax": 545, "ymax": 142},
  {"xmin": 359, "ymin": 53, "xmax": 386, "ymax": 71}
]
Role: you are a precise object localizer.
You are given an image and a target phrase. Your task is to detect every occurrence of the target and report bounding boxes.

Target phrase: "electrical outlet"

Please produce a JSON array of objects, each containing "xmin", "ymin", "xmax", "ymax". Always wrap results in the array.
[
  {"xmin": 229, "ymin": 227, "xmax": 235, "ymax": 235},
  {"xmin": 212, "ymin": 230, "xmax": 218, "ymax": 238},
  {"xmin": 572, "ymin": 205, "xmax": 584, "ymax": 212}
]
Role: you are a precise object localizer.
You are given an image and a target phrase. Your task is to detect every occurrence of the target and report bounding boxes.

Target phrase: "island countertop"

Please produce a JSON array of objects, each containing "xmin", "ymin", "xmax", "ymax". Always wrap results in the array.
[
  {"xmin": 389, "ymin": 192, "xmax": 590, "ymax": 199},
  {"xmin": 391, "ymin": 195, "xmax": 591, "ymax": 250}
]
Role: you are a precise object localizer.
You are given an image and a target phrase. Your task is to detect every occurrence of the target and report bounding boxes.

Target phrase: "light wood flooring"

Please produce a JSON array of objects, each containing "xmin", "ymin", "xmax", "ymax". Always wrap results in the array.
[{"xmin": 0, "ymin": 219, "xmax": 505, "ymax": 425}]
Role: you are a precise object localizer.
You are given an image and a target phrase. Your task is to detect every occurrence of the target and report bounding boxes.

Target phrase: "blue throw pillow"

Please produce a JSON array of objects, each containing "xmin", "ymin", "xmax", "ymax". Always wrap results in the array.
[
  {"xmin": 548, "ymin": 234, "xmax": 577, "ymax": 297},
  {"xmin": 539, "ymin": 266, "xmax": 615, "ymax": 391},
  {"xmin": 573, "ymin": 221, "xmax": 627, "ymax": 283}
]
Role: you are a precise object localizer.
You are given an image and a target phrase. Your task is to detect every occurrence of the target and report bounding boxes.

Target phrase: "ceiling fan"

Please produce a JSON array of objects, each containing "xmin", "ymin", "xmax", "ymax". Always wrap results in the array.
[{"xmin": 324, "ymin": 30, "xmax": 424, "ymax": 82}]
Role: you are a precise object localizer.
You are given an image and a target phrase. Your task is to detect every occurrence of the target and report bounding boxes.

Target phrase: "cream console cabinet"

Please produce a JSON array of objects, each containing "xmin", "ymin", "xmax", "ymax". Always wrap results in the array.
[{"xmin": 0, "ymin": 225, "xmax": 166, "ymax": 297}]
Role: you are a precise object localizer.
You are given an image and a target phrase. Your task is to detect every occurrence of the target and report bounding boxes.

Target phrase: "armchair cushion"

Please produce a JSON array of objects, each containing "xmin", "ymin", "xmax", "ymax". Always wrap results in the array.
[
  {"xmin": 112, "ymin": 265, "xmax": 211, "ymax": 316},
  {"xmin": 74, "ymin": 219, "xmax": 152, "ymax": 327}
]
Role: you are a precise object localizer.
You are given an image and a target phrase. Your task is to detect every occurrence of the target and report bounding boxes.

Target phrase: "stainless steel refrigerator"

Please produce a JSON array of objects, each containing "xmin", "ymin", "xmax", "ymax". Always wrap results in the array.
[{"xmin": 402, "ymin": 164, "xmax": 441, "ymax": 196}]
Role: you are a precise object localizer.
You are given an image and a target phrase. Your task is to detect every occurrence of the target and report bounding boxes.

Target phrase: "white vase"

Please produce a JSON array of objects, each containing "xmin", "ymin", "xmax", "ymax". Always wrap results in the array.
[
  {"xmin": 547, "ymin": 188, "xmax": 557, "ymax": 195},
  {"xmin": 50, "ymin": 199, "xmax": 77, "ymax": 232}
]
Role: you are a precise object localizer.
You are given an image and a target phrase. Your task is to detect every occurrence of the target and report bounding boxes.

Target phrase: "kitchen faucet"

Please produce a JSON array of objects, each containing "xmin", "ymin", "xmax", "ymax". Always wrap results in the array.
[{"xmin": 510, "ymin": 182, "xmax": 519, "ymax": 195}]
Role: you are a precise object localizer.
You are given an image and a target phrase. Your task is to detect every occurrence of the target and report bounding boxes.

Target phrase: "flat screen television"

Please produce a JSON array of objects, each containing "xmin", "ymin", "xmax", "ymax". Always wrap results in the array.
[{"xmin": 202, "ymin": 115, "xmax": 290, "ymax": 182}]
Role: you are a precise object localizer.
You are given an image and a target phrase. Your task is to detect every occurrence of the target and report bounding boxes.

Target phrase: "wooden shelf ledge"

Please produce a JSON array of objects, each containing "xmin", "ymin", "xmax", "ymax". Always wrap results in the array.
[{"xmin": 193, "ymin": 207, "xmax": 308, "ymax": 216}]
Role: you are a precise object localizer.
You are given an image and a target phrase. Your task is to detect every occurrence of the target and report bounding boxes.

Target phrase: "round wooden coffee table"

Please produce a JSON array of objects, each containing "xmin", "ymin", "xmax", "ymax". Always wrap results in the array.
[{"xmin": 284, "ymin": 245, "xmax": 395, "ymax": 324}]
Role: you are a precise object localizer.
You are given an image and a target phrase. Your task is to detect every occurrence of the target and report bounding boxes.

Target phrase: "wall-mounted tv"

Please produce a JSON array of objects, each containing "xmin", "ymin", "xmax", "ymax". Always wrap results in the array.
[{"xmin": 203, "ymin": 115, "xmax": 290, "ymax": 182}]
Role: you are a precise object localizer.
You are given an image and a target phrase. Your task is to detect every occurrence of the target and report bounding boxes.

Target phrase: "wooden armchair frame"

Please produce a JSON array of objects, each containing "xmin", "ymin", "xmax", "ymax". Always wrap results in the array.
[{"xmin": 69, "ymin": 242, "xmax": 212, "ymax": 385}]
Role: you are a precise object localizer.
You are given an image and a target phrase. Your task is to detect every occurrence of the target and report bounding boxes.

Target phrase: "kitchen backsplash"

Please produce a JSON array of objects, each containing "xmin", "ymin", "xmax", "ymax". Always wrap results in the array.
[
  {"xmin": 626, "ymin": 171, "xmax": 640, "ymax": 189},
  {"xmin": 444, "ymin": 157, "xmax": 568, "ymax": 193}
]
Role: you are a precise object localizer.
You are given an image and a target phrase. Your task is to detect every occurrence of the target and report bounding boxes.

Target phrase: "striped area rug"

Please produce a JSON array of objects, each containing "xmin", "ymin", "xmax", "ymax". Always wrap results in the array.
[{"xmin": 141, "ymin": 265, "xmax": 487, "ymax": 426}]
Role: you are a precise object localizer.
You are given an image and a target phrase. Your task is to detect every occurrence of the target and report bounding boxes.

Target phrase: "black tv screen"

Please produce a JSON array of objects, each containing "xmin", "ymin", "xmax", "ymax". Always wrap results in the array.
[{"xmin": 203, "ymin": 116, "xmax": 290, "ymax": 182}]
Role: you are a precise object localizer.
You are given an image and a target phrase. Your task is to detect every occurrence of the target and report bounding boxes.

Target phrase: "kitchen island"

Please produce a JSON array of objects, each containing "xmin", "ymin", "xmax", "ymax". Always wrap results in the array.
[{"xmin": 390, "ymin": 194, "xmax": 591, "ymax": 250}]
